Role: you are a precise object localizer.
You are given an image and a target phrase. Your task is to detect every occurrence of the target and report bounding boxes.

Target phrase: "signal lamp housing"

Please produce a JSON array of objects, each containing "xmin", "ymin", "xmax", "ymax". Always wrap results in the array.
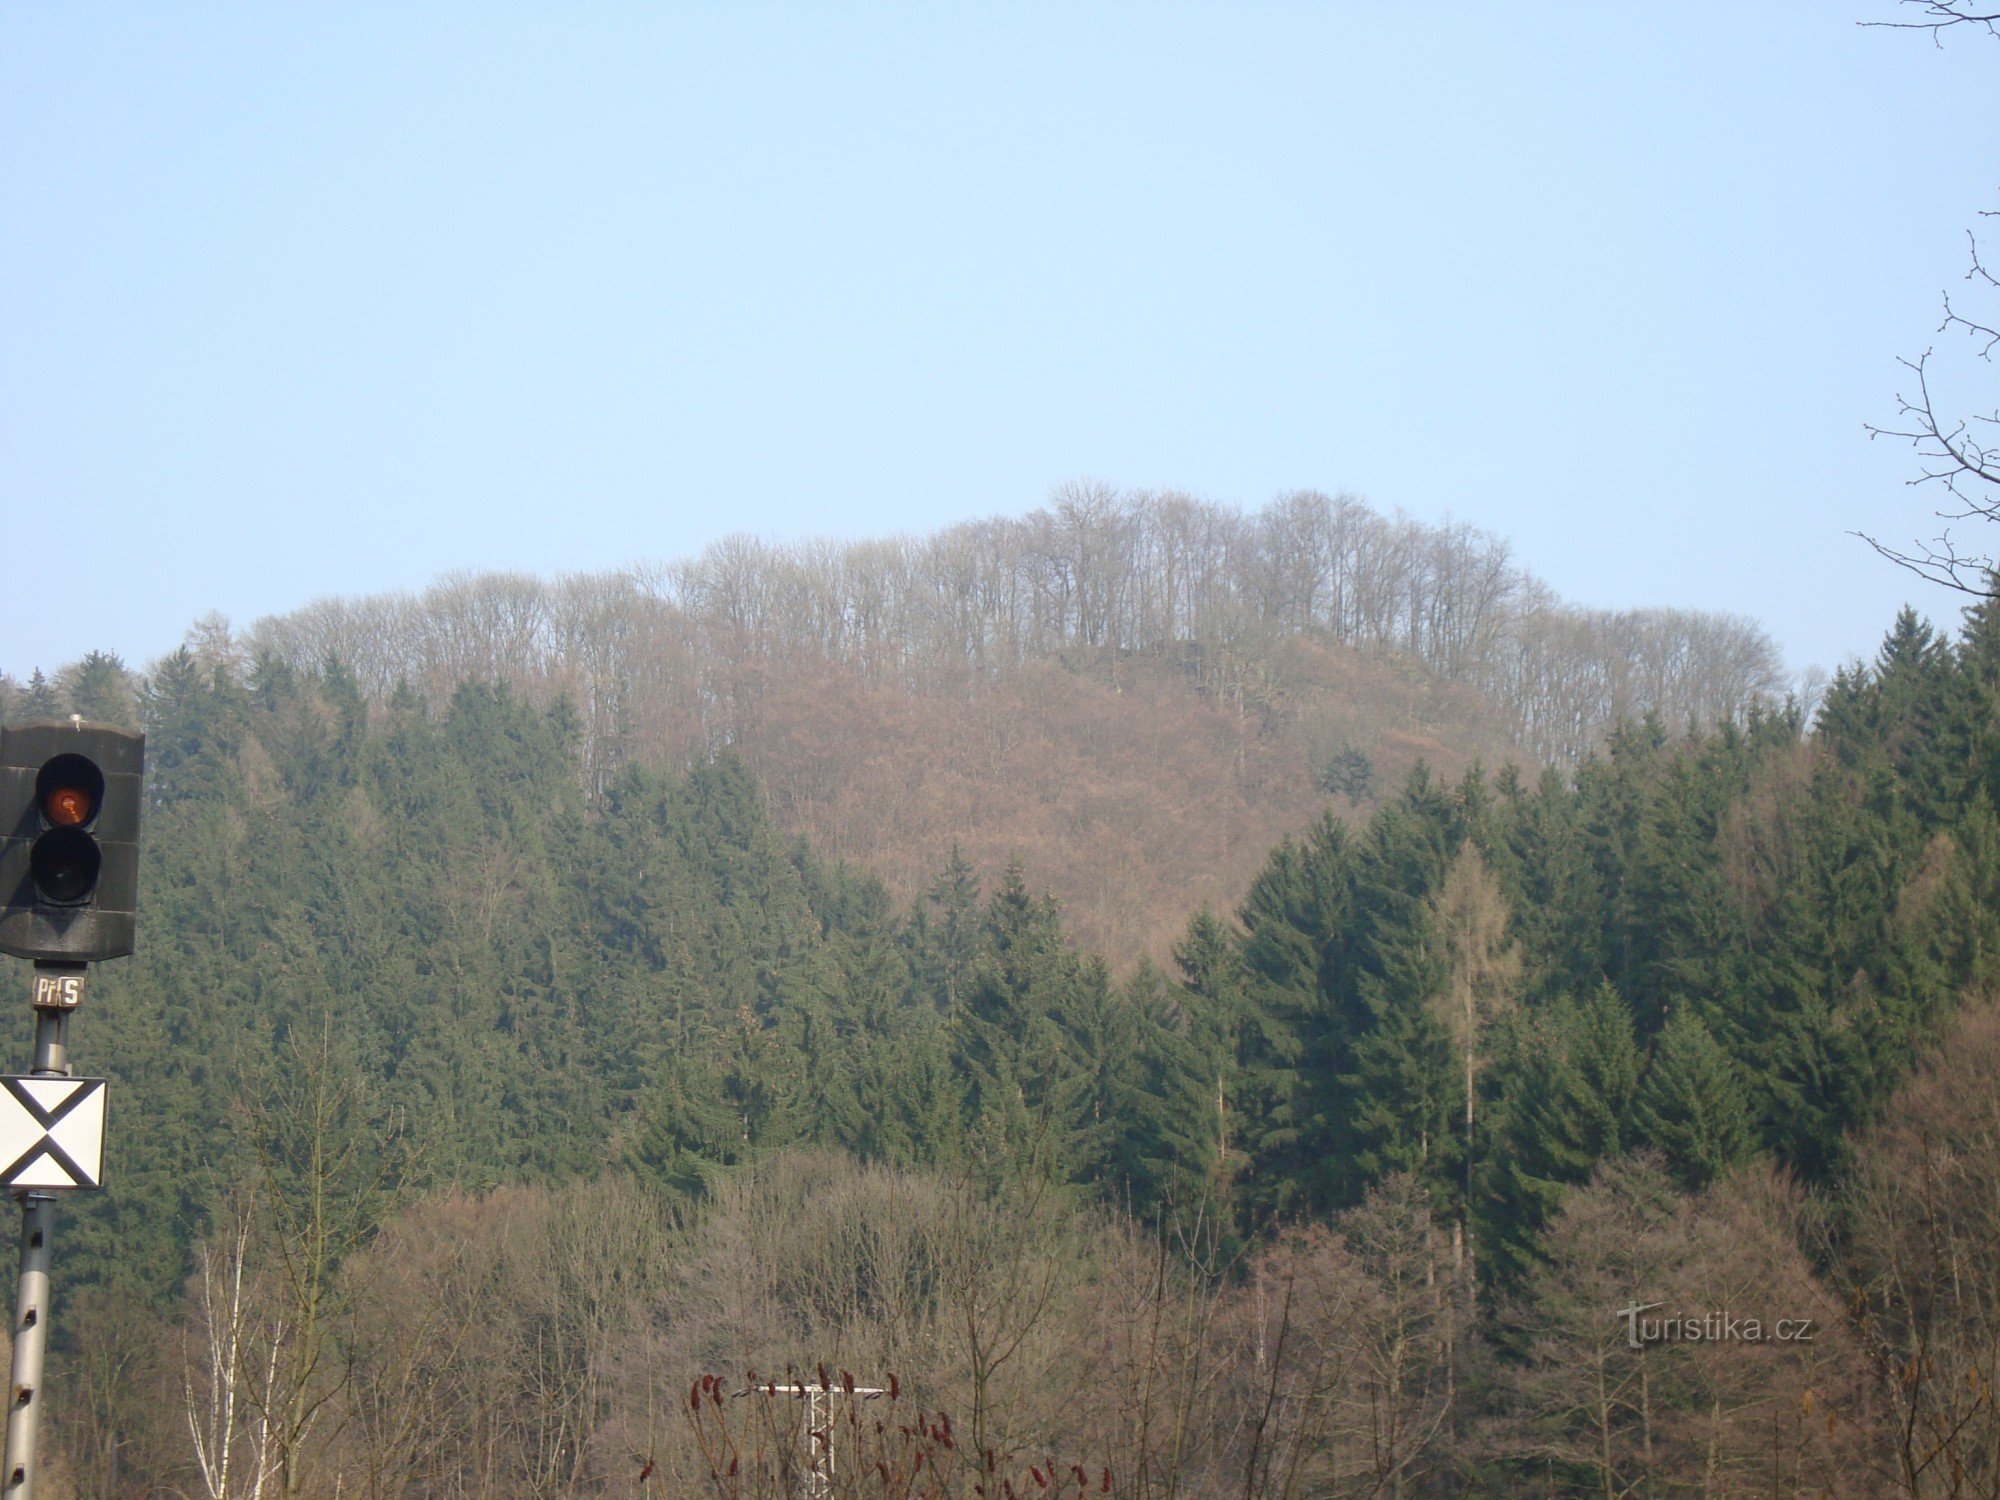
[{"xmin": 0, "ymin": 723, "xmax": 144, "ymax": 963}]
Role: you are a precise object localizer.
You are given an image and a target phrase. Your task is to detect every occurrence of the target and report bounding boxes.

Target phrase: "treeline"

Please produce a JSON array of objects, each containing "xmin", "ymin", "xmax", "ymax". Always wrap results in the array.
[
  {"xmin": 0, "ymin": 492, "xmax": 1789, "ymax": 968},
  {"xmin": 217, "ymin": 485, "xmax": 1785, "ymax": 773}
]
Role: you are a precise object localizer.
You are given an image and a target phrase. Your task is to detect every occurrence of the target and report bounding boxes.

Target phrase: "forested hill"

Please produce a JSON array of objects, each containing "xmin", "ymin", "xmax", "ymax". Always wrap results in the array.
[
  {"xmin": 42, "ymin": 592, "xmax": 1993, "ymax": 1309},
  {"xmin": 9, "ymin": 590, "xmax": 2000, "ymax": 1493},
  {"xmin": 68, "ymin": 664, "xmax": 1211, "ymax": 1303},
  {"xmin": 5, "ymin": 487, "xmax": 1788, "ymax": 964}
]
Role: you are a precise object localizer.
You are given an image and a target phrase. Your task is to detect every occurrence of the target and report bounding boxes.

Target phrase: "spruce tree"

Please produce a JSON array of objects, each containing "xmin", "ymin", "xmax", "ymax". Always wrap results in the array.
[
  {"xmin": 1231, "ymin": 812, "xmax": 1360, "ymax": 1220},
  {"xmin": 1630, "ymin": 1008, "xmax": 1754, "ymax": 1191},
  {"xmin": 21, "ymin": 668, "xmax": 61, "ymax": 719},
  {"xmin": 1482, "ymin": 984, "xmax": 1637, "ymax": 1286},
  {"xmin": 61, "ymin": 649, "xmax": 137, "ymax": 727},
  {"xmin": 1174, "ymin": 907, "xmax": 1249, "ymax": 1205},
  {"xmin": 1338, "ymin": 774, "xmax": 1457, "ymax": 1207},
  {"xmin": 912, "ymin": 845, "xmax": 982, "ymax": 1011}
]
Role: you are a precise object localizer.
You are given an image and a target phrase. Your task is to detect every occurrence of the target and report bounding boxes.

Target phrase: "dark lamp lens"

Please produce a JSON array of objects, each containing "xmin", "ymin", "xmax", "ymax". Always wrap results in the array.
[
  {"xmin": 43, "ymin": 787, "xmax": 92, "ymax": 828},
  {"xmin": 30, "ymin": 828, "xmax": 99, "ymax": 905}
]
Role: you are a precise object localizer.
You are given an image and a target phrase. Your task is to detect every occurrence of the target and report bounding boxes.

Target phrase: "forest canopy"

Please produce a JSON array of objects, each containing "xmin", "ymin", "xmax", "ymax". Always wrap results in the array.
[{"xmin": 0, "ymin": 574, "xmax": 1990, "ymax": 1492}]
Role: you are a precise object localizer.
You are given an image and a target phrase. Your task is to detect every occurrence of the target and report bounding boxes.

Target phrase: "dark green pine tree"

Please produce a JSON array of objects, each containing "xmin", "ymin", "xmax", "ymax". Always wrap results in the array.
[
  {"xmin": 834, "ymin": 1007, "xmax": 963, "ymax": 1168},
  {"xmin": 1630, "ymin": 1007, "xmax": 1755, "ymax": 1191},
  {"xmin": 1480, "ymin": 984, "xmax": 1638, "ymax": 1287},
  {"xmin": 1625, "ymin": 739, "xmax": 1752, "ymax": 1034},
  {"xmin": 1929, "ymin": 793, "xmax": 2000, "ymax": 996},
  {"xmin": 1872, "ymin": 608, "xmax": 1978, "ymax": 826},
  {"xmin": 1958, "ymin": 577, "xmax": 2000, "ymax": 683},
  {"xmin": 794, "ymin": 857, "xmax": 936, "ymax": 1162},
  {"xmin": 1174, "ymin": 907, "xmax": 1249, "ymax": 1207},
  {"xmin": 248, "ymin": 645, "xmax": 297, "ymax": 713},
  {"xmin": 20, "ymin": 668, "xmax": 62, "ymax": 720},
  {"xmin": 716, "ymin": 1002, "xmax": 807, "ymax": 1156},
  {"xmin": 910, "ymin": 844, "xmax": 982, "ymax": 1011},
  {"xmin": 1957, "ymin": 588, "xmax": 2000, "ymax": 836},
  {"xmin": 1230, "ymin": 811, "xmax": 1360, "ymax": 1221},
  {"xmin": 64, "ymin": 649, "xmax": 138, "ymax": 728},
  {"xmin": 1501, "ymin": 766, "xmax": 1610, "ymax": 1005},
  {"xmin": 1575, "ymin": 718, "xmax": 1671, "ymax": 1026},
  {"xmin": 1318, "ymin": 742, "xmax": 1375, "ymax": 805},
  {"xmin": 625, "ymin": 1047, "xmax": 767, "ymax": 1199},
  {"xmin": 374, "ymin": 682, "xmax": 604, "ymax": 1181},
  {"xmin": 1711, "ymin": 719, "xmax": 1936, "ymax": 1178},
  {"xmin": 1336, "ymin": 769, "xmax": 1458, "ymax": 1208},
  {"xmin": 142, "ymin": 647, "xmax": 253, "ymax": 807},
  {"xmin": 1069, "ymin": 960, "xmax": 1210, "ymax": 1215},
  {"xmin": 954, "ymin": 862, "xmax": 1094, "ymax": 1179},
  {"xmin": 1233, "ymin": 850, "xmax": 1318, "ymax": 1217}
]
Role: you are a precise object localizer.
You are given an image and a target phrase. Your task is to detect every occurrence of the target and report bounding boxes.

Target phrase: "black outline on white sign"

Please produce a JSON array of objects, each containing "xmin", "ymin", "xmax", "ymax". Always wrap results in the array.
[{"xmin": 0, "ymin": 1077, "xmax": 105, "ymax": 1190}]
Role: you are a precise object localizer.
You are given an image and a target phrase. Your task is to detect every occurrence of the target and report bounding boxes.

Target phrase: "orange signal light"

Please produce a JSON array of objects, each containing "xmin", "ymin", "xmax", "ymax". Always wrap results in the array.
[{"xmin": 43, "ymin": 786, "xmax": 93, "ymax": 828}]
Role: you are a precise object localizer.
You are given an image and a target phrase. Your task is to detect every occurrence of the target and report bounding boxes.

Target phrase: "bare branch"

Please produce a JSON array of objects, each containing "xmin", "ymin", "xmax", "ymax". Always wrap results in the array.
[
  {"xmin": 1860, "ymin": 1, "xmax": 2000, "ymax": 44},
  {"xmin": 1861, "ymin": 203, "xmax": 2000, "ymax": 594}
]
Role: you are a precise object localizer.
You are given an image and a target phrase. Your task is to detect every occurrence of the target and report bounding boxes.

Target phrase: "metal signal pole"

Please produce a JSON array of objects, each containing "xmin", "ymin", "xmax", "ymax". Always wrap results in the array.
[
  {"xmin": 0, "ymin": 723, "xmax": 140, "ymax": 1500},
  {"xmin": 3, "ymin": 969, "xmax": 77, "ymax": 1500}
]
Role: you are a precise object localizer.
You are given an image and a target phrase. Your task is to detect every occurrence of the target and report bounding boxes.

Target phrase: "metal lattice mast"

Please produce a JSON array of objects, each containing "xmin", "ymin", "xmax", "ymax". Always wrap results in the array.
[{"xmin": 733, "ymin": 1380, "xmax": 888, "ymax": 1499}]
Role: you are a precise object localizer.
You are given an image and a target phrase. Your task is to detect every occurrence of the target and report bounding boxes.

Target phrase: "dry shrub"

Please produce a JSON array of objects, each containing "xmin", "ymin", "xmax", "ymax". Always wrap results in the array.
[
  {"xmin": 1841, "ymin": 994, "xmax": 2000, "ymax": 1497},
  {"xmin": 649, "ymin": 1164, "xmax": 1464, "ymax": 1500},
  {"xmin": 323, "ymin": 1178, "xmax": 672, "ymax": 1499},
  {"xmin": 150, "ymin": 1142, "xmax": 1947, "ymax": 1498},
  {"xmin": 621, "ymin": 1151, "xmax": 1116, "ymax": 1486},
  {"xmin": 45, "ymin": 1281, "xmax": 177, "ymax": 1500},
  {"xmin": 1488, "ymin": 1153, "xmax": 1875, "ymax": 1498},
  {"xmin": 239, "ymin": 1153, "xmax": 1483, "ymax": 1498}
]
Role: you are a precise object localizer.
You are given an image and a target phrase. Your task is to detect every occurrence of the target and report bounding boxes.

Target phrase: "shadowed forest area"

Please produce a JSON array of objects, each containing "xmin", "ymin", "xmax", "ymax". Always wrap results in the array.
[{"xmin": 0, "ymin": 551, "xmax": 1994, "ymax": 1492}]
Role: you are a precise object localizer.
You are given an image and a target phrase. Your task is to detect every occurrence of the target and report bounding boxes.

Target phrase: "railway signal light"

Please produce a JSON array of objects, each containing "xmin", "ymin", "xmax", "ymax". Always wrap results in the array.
[{"xmin": 0, "ymin": 722, "xmax": 144, "ymax": 964}]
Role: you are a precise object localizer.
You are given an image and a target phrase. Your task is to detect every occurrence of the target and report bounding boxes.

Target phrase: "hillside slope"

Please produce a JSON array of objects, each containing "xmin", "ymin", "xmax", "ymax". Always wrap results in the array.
[
  {"xmin": 6, "ymin": 487, "xmax": 1786, "ymax": 962},
  {"xmin": 733, "ymin": 637, "xmax": 1510, "ymax": 963}
]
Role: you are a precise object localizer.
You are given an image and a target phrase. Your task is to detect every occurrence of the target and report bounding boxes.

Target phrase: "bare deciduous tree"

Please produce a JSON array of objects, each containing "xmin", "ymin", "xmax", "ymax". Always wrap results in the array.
[
  {"xmin": 1860, "ymin": 5, "xmax": 2000, "ymax": 594},
  {"xmin": 1841, "ymin": 995, "xmax": 2000, "ymax": 1495}
]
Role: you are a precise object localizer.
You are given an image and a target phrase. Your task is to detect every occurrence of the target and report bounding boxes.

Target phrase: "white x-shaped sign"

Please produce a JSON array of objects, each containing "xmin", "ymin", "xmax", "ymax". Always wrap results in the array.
[{"xmin": 0, "ymin": 1077, "xmax": 107, "ymax": 1191}]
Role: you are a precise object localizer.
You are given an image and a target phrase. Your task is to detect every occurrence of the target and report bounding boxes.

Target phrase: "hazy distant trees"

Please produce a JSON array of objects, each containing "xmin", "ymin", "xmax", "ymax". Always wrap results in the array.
[
  {"xmin": 0, "ymin": 652, "xmax": 142, "ymax": 731},
  {"xmin": 0, "ymin": 486, "xmax": 1783, "ymax": 964},
  {"xmin": 239, "ymin": 488, "xmax": 1785, "ymax": 774}
]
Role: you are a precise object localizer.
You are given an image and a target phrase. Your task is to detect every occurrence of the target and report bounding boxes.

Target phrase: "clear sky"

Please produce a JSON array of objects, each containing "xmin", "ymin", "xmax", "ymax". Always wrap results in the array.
[{"xmin": 2, "ymin": 3, "xmax": 1994, "ymax": 683}]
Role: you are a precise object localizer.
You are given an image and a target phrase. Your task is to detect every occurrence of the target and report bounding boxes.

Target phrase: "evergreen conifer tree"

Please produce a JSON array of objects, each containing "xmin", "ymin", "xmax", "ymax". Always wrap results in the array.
[{"xmin": 1631, "ymin": 1008, "xmax": 1754, "ymax": 1190}]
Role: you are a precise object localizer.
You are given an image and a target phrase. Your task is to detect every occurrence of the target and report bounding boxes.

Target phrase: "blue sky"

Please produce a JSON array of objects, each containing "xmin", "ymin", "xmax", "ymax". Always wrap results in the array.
[{"xmin": 2, "ymin": 3, "xmax": 1994, "ymax": 682}]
